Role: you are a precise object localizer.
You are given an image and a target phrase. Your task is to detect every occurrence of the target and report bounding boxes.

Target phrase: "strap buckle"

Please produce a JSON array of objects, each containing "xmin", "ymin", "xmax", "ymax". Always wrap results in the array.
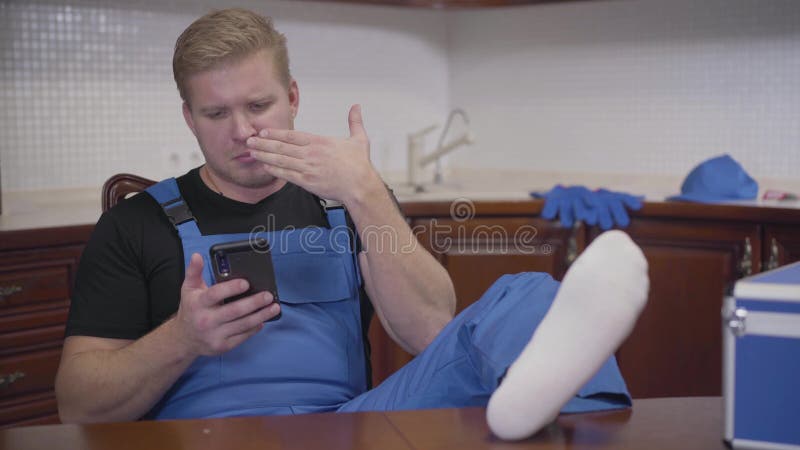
[
  {"xmin": 161, "ymin": 198, "xmax": 196, "ymax": 228},
  {"xmin": 322, "ymin": 198, "xmax": 343, "ymax": 210}
]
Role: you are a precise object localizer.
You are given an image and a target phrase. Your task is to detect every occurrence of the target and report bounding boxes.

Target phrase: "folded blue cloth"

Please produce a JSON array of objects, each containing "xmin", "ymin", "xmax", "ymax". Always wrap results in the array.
[{"xmin": 532, "ymin": 185, "xmax": 643, "ymax": 230}]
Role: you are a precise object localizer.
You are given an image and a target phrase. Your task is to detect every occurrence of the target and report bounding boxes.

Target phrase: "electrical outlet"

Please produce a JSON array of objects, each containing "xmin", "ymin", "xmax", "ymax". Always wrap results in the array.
[
  {"xmin": 169, "ymin": 151, "xmax": 180, "ymax": 168},
  {"xmin": 189, "ymin": 151, "xmax": 203, "ymax": 166}
]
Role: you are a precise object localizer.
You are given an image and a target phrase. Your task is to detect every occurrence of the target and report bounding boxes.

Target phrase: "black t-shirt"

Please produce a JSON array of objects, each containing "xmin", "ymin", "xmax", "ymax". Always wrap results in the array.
[{"xmin": 66, "ymin": 168, "xmax": 374, "ymax": 365}]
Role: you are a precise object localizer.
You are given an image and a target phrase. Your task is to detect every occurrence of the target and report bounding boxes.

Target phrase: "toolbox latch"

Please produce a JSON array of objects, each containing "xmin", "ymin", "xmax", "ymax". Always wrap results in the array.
[{"xmin": 726, "ymin": 307, "xmax": 748, "ymax": 337}]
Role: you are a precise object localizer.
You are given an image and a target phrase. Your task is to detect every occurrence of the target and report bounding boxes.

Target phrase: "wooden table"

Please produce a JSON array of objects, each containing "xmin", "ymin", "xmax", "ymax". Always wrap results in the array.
[{"xmin": 0, "ymin": 397, "xmax": 725, "ymax": 450}]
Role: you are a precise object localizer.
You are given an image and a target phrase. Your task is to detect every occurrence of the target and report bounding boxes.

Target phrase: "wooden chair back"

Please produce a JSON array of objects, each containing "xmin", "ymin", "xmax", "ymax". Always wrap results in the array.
[{"xmin": 102, "ymin": 173, "xmax": 156, "ymax": 212}]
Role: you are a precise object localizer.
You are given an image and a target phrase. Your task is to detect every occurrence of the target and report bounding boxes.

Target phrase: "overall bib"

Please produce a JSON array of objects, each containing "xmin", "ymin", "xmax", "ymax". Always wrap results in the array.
[{"xmin": 145, "ymin": 179, "xmax": 368, "ymax": 419}]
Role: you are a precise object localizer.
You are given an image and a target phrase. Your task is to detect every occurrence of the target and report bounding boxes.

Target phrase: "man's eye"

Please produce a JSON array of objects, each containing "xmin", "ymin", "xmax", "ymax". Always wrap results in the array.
[
  {"xmin": 251, "ymin": 103, "xmax": 270, "ymax": 112},
  {"xmin": 206, "ymin": 111, "xmax": 226, "ymax": 119}
]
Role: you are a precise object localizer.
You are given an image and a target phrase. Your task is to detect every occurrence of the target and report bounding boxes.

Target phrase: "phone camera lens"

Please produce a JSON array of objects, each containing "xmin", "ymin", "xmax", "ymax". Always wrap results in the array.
[{"xmin": 214, "ymin": 251, "xmax": 230, "ymax": 277}]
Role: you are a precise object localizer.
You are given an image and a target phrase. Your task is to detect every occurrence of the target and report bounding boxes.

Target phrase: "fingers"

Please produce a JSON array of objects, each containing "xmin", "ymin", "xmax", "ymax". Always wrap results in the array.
[
  {"xmin": 182, "ymin": 253, "xmax": 208, "ymax": 290},
  {"xmin": 216, "ymin": 291, "xmax": 276, "ymax": 324},
  {"xmin": 348, "ymin": 104, "xmax": 368, "ymax": 139},
  {"xmin": 596, "ymin": 206, "xmax": 613, "ymax": 230},
  {"xmin": 201, "ymin": 278, "xmax": 250, "ymax": 307},
  {"xmin": 219, "ymin": 301, "xmax": 281, "ymax": 337},
  {"xmin": 188, "ymin": 290, "xmax": 279, "ymax": 354},
  {"xmin": 255, "ymin": 129, "xmax": 312, "ymax": 146},
  {"xmin": 622, "ymin": 194, "xmax": 644, "ymax": 211},
  {"xmin": 250, "ymin": 149, "xmax": 308, "ymax": 173},
  {"xmin": 247, "ymin": 135, "xmax": 305, "ymax": 158},
  {"xmin": 540, "ymin": 186, "xmax": 564, "ymax": 219},
  {"xmin": 559, "ymin": 198, "xmax": 574, "ymax": 227},
  {"xmin": 259, "ymin": 104, "xmax": 369, "ymax": 142},
  {"xmin": 541, "ymin": 198, "xmax": 558, "ymax": 220},
  {"xmin": 574, "ymin": 197, "xmax": 597, "ymax": 226},
  {"xmin": 608, "ymin": 199, "xmax": 631, "ymax": 228},
  {"xmin": 576, "ymin": 188, "xmax": 598, "ymax": 226}
]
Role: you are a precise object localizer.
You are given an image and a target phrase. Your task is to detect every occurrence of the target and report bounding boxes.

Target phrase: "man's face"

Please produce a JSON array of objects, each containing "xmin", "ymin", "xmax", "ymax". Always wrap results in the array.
[{"xmin": 182, "ymin": 49, "xmax": 298, "ymax": 189}]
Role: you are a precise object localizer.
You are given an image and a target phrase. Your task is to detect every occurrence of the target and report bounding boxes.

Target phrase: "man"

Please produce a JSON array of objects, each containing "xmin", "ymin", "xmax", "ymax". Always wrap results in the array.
[{"xmin": 56, "ymin": 9, "xmax": 648, "ymax": 440}]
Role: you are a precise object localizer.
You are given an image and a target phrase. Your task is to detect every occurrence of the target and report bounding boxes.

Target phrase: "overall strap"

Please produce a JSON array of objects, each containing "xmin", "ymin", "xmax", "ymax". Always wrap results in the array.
[
  {"xmin": 145, "ymin": 178, "xmax": 202, "ymax": 239},
  {"xmin": 325, "ymin": 207, "xmax": 362, "ymax": 287},
  {"xmin": 325, "ymin": 206, "xmax": 347, "ymax": 229}
]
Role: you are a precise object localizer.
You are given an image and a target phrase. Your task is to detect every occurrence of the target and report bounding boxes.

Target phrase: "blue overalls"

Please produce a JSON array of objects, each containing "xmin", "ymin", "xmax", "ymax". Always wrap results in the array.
[
  {"xmin": 145, "ymin": 179, "xmax": 368, "ymax": 418},
  {"xmin": 145, "ymin": 178, "xmax": 632, "ymax": 419}
]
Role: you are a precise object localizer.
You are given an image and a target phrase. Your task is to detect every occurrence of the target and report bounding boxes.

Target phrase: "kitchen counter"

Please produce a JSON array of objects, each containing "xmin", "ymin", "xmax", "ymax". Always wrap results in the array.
[
  {"xmin": 2, "ymin": 169, "xmax": 799, "ymax": 232},
  {"xmin": 386, "ymin": 168, "xmax": 800, "ymax": 208},
  {"xmin": 0, "ymin": 187, "xmax": 102, "ymax": 232}
]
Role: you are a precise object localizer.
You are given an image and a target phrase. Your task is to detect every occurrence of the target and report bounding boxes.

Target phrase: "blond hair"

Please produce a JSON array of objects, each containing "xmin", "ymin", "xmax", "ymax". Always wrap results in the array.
[{"xmin": 173, "ymin": 8, "xmax": 291, "ymax": 103}]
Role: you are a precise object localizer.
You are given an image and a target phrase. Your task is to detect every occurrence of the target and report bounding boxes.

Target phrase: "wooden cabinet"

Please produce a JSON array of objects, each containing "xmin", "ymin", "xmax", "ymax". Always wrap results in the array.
[
  {"xmin": 0, "ymin": 225, "xmax": 93, "ymax": 428},
  {"xmin": 412, "ymin": 215, "xmax": 580, "ymax": 310},
  {"xmin": 593, "ymin": 218, "xmax": 760, "ymax": 398}
]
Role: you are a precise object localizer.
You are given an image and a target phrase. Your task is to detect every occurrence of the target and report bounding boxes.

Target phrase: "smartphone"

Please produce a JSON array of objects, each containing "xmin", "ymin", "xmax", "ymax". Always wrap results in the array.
[{"xmin": 209, "ymin": 239, "xmax": 281, "ymax": 321}]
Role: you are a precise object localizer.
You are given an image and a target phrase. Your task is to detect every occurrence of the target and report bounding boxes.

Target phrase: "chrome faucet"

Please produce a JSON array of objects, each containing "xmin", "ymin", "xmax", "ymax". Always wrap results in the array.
[
  {"xmin": 433, "ymin": 109, "xmax": 471, "ymax": 185},
  {"xmin": 407, "ymin": 108, "xmax": 474, "ymax": 192}
]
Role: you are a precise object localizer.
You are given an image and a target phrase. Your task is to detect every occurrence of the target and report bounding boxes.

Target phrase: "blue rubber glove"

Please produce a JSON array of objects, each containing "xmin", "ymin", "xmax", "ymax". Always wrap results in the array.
[
  {"xmin": 531, "ymin": 185, "xmax": 643, "ymax": 229},
  {"xmin": 532, "ymin": 185, "xmax": 596, "ymax": 228},
  {"xmin": 593, "ymin": 188, "xmax": 643, "ymax": 230}
]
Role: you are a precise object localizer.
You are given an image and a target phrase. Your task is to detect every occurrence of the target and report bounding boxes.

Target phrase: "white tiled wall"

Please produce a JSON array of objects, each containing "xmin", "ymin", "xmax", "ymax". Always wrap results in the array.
[
  {"xmin": 0, "ymin": 0, "xmax": 449, "ymax": 190},
  {"xmin": 2, "ymin": 0, "xmax": 799, "ymax": 192},
  {"xmin": 448, "ymin": 0, "xmax": 800, "ymax": 182}
]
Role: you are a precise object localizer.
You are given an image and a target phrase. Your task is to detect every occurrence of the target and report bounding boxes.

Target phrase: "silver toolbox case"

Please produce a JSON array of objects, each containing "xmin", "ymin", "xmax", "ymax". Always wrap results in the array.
[{"xmin": 723, "ymin": 261, "xmax": 800, "ymax": 450}]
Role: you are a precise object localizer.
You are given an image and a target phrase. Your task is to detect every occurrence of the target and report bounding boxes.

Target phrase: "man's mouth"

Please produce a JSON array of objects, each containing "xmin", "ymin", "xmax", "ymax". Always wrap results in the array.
[{"xmin": 234, "ymin": 151, "xmax": 256, "ymax": 163}]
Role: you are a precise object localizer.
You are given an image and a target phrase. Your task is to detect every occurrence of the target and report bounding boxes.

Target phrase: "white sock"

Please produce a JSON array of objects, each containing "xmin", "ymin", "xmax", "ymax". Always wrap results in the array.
[{"xmin": 486, "ymin": 230, "xmax": 649, "ymax": 441}]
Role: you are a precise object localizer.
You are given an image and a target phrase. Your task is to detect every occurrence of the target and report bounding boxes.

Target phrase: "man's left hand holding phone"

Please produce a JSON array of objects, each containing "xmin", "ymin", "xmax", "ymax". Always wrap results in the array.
[
  {"xmin": 171, "ymin": 239, "xmax": 281, "ymax": 357},
  {"xmin": 209, "ymin": 239, "xmax": 281, "ymax": 321}
]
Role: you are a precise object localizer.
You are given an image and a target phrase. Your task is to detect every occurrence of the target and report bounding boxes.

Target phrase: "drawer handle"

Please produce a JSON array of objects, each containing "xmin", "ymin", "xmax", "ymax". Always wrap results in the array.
[
  {"xmin": 766, "ymin": 238, "xmax": 780, "ymax": 271},
  {"xmin": 738, "ymin": 237, "xmax": 753, "ymax": 278},
  {"xmin": 565, "ymin": 225, "xmax": 578, "ymax": 268},
  {"xmin": 0, "ymin": 371, "xmax": 26, "ymax": 388},
  {"xmin": 0, "ymin": 284, "xmax": 23, "ymax": 301}
]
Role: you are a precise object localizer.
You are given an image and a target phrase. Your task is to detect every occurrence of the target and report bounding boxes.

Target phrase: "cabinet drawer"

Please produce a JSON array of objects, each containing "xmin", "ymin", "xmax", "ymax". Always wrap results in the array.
[
  {"xmin": 0, "ymin": 392, "xmax": 59, "ymax": 428},
  {"xmin": 0, "ymin": 348, "xmax": 61, "ymax": 400},
  {"xmin": 0, "ymin": 265, "xmax": 71, "ymax": 312},
  {"xmin": 0, "ymin": 307, "xmax": 69, "ymax": 337},
  {"xmin": 0, "ymin": 323, "xmax": 66, "ymax": 356}
]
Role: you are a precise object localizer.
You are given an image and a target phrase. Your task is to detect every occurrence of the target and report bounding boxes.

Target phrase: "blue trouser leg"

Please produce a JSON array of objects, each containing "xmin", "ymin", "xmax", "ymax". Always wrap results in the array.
[{"xmin": 338, "ymin": 272, "xmax": 631, "ymax": 413}]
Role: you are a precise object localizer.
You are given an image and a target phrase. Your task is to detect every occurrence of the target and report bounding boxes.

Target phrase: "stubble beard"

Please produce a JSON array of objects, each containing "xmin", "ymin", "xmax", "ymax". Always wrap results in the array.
[{"xmin": 216, "ymin": 162, "xmax": 279, "ymax": 190}]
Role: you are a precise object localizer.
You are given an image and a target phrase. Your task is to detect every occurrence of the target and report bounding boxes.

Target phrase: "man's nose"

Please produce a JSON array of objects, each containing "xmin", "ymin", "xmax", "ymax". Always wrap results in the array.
[{"xmin": 232, "ymin": 112, "xmax": 256, "ymax": 141}]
